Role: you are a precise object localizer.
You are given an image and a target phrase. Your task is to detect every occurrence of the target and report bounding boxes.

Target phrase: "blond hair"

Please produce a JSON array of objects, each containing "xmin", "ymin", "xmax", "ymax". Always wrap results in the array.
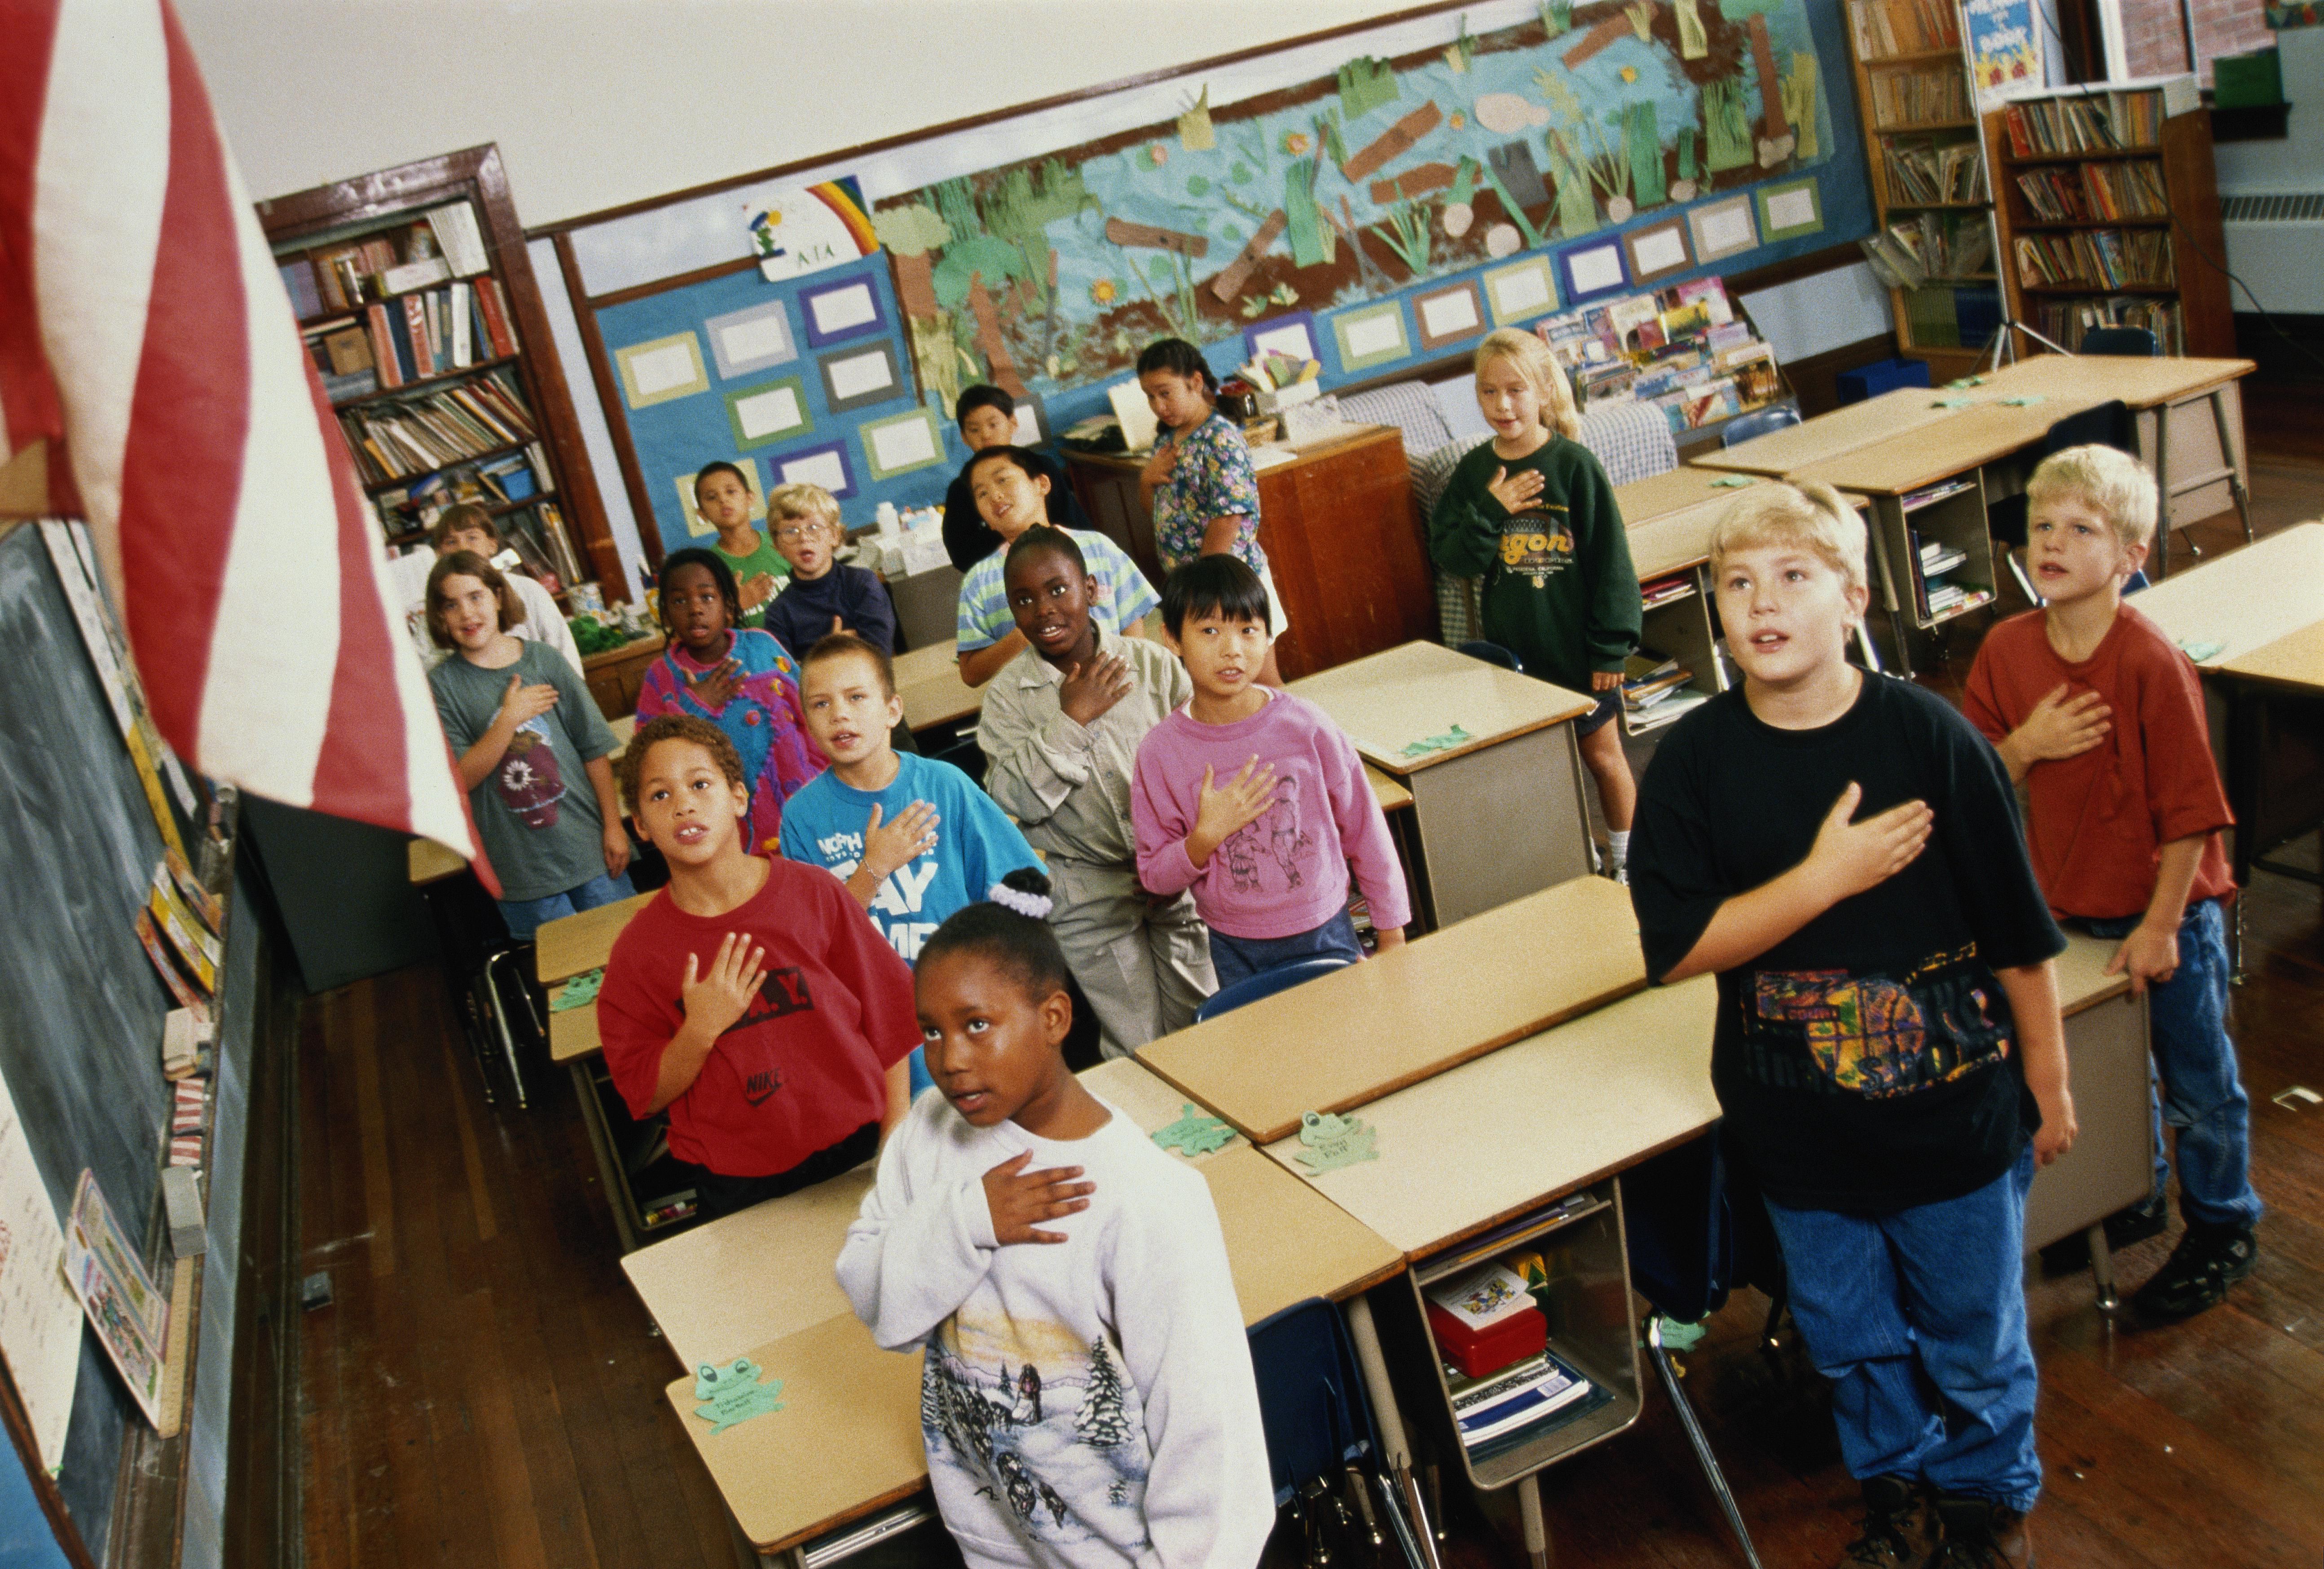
[
  {"xmin": 764, "ymin": 482, "xmax": 841, "ymax": 531},
  {"xmin": 1473, "ymin": 328, "xmax": 1581, "ymax": 440},
  {"xmin": 1708, "ymin": 480, "xmax": 1868, "ymax": 596},
  {"xmin": 2026, "ymin": 444, "xmax": 2157, "ymax": 550}
]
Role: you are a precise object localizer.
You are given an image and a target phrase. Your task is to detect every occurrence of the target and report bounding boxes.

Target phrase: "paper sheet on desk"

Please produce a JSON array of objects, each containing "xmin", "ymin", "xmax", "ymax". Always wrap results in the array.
[{"xmin": 0, "ymin": 1071, "xmax": 79, "ymax": 1469}]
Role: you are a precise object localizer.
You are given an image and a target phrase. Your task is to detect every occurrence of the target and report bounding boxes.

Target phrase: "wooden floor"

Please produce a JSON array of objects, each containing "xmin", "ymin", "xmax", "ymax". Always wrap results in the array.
[{"xmin": 297, "ymin": 413, "xmax": 2324, "ymax": 1569}]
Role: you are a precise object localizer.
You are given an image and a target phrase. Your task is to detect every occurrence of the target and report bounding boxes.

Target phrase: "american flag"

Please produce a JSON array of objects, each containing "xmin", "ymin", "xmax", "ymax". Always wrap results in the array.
[{"xmin": 0, "ymin": 0, "xmax": 490, "ymax": 885}]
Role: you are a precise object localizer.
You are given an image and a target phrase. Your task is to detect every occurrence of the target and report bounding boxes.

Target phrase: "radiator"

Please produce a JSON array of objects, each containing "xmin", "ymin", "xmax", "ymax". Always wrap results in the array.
[{"xmin": 2220, "ymin": 193, "xmax": 2324, "ymax": 314}]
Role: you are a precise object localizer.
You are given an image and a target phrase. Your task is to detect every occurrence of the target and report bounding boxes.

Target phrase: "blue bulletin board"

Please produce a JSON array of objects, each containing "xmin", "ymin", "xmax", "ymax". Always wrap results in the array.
[{"xmin": 580, "ymin": 0, "xmax": 1874, "ymax": 560}]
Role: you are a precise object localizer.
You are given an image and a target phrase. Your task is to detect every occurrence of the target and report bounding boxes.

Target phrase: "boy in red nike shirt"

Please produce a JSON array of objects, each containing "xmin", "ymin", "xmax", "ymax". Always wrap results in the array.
[{"xmin": 599, "ymin": 714, "xmax": 917, "ymax": 1219}]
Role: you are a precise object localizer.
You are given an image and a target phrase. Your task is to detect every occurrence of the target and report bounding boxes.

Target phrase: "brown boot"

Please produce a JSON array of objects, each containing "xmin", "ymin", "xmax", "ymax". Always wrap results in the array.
[
  {"xmin": 1835, "ymin": 1476, "xmax": 1938, "ymax": 1567},
  {"xmin": 1926, "ymin": 1494, "xmax": 2033, "ymax": 1568}
]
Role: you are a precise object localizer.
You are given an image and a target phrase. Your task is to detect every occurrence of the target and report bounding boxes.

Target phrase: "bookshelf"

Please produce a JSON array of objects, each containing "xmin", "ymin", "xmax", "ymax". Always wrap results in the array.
[
  {"xmin": 1623, "ymin": 571, "xmax": 1725, "ymax": 736},
  {"xmin": 255, "ymin": 145, "xmax": 622, "ymax": 600},
  {"xmin": 1985, "ymin": 80, "xmax": 2233, "ymax": 357},
  {"xmin": 1845, "ymin": 0, "xmax": 2000, "ymax": 382}
]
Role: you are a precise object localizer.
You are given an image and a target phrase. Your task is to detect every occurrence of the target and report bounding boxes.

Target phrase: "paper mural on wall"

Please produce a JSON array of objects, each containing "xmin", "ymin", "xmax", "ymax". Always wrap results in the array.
[
  {"xmin": 750, "ymin": 177, "xmax": 882, "ymax": 283},
  {"xmin": 873, "ymin": 0, "xmax": 1836, "ymax": 398},
  {"xmin": 1961, "ymin": 0, "xmax": 2044, "ymax": 99}
]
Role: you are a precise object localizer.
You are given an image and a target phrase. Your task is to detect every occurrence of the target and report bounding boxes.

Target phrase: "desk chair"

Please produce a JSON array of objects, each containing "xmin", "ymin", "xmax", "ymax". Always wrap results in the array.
[
  {"xmin": 1719, "ymin": 405, "xmax": 1802, "ymax": 448},
  {"xmin": 419, "ymin": 870, "xmax": 541, "ymax": 1108},
  {"xmin": 924, "ymin": 733, "xmax": 986, "ymax": 787},
  {"xmin": 1193, "ymin": 956, "xmax": 1355, "ymax": 1023},
  {"xmin": 1247, "ymin": 1297, "xmax": 1430, "ymax": 1569},
  {"xmin": 1457, "ymin": 640, "xmax": 1522, "ymax": 672},
  {"xmin": 2078, "ymin": 327, "xmax": 2159, "ymax": 358},
  {"xmin": 1622, "ymin": 1133, "xmax": 1783, "ymax": 1569},
  {"xmin": 1987, "ymin": 399, "xmax": 2138, "ymax": 605}
]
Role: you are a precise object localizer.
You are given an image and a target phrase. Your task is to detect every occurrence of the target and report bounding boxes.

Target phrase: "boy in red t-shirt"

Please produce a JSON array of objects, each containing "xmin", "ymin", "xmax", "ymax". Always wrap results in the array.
[
  {"xmin": 1965, "ymin": 445, "xmax": 2260, "ymax": 1322},
  {"xmin": 600, "ymin": 714, "xmax": 917, "ymax": 1219}
]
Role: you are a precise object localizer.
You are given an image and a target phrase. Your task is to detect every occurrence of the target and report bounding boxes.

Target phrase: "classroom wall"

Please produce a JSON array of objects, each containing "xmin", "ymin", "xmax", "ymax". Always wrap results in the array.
[
  {"xmin": 2214, "ymin": 26, "xmax": 2324, "ymax": 193},
  {"xmin": 178, "ymin": 0, "xmax": 1391, "ymax": 229}
]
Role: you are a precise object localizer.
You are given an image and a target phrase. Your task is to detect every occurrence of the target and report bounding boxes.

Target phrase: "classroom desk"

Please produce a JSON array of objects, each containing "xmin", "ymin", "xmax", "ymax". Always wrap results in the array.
[
  {"xmin": 535, "ymin": 889, "xmax": 655, "ymax": 984},
  {"xmin": 646, "ymin": 1056, "xmax": 1403, "ymax": 1564},
  {"xmin": 891, "ymin": 639, "xmax": 981, "ymax": 734},
  {"xmin": 1140, "ymin": 876, "xmax": 1642, "ymax": 1145},
  {"xmin": 2130, "ymin": 521, "xmax": 2324, "ymax": 892},
  {"xmin": 405, "ymin": 837, "xmax": 467, "ymax": 885},
  {"xmin": 1690, "ymin": 386, "xmax": 1970, "ymax": 478},
  {"xmin": 1612, "ymin": 465, "xmax": 1769, "ymax": 526},
  {"xmin": 1292, "ymin": 641, "xmax": 1598, "ymax": 928},
  {"xmin": 2025, "ymin": 932, "xmax": 2152, "ymax": 1308}
]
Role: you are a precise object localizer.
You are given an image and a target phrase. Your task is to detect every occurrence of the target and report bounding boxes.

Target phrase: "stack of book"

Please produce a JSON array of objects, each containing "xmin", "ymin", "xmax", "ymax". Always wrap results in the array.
[
  {"xmin": 2012, "ymin": 230, "xmax": 2174, "ymax": 289},
  {"xmin": 1870, "ymin": 66, "xmax": 1972, "ymax": 130},
  {"xmin": 2013, "ymin": 162, "xmax": 2167, "ymax": 222},
  {"xmin": 1847, "ymin": 0, "xmax": 1960, "ymax": 57},
  {"xmin": 1621, "ymin": 649, "xmax": 1705, "ymax": 729},
  {"xmin": 1442, "ymin": 1348, "xmax": 1608, "ymax": 1463},
  {"xmin": 1904, "ymin": 496, "xmax": 1993, "ymax": 622},
  {"xmin": 2030, "ymin": 295, "xmax": 2181, "ymax": 354},
  {"xmin": 1639, "ymin": 575, "xmax": 1696, "ymax": 610},
  {"xmin": 1535, "ymin": 277, "xmax": 1784, "ymax": 435},
  {"xmin": 1882, "ymin": 140, "xmax": 1989, "ymax": 205}
]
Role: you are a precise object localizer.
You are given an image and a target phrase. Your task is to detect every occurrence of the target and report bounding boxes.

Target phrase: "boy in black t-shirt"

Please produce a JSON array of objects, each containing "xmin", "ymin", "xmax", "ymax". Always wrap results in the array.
[{"xmin": 1629, "ymin": 482, "xmax": 2075, "ymax": 1569}]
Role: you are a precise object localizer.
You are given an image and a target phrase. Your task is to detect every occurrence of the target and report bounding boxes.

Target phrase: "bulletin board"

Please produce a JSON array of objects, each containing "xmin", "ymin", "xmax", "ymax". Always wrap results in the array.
[{"xmin": 560, "ymin": 0, "xmax": 1873, "ymax": 563}]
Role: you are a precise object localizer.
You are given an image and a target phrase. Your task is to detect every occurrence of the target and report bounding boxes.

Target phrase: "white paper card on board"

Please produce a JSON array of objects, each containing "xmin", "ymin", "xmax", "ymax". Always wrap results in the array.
[
  {"xmin": 1343, "ymin": 312, "xmax": 1403, "ymax": 358},
  {"xmin": 827, "ymin": 351, "xmax": 894, "ymax": 401},
  {"xmin": 871, "ymin": 417, "xmax": 938, "ymax": 472},
  {"xmin": 629, "ymin": 342, "xmax": 699, "ymax": 397},
  {"xmin": 782, "ymin": 450, "xmax": 848, "ymax": 491},
  {"xmin": 717, "ymin": 314, "xmax": 791, "ymax": 366},
  {"xmin": 1491, "ymin": 268, "xmax": 1551, "ymax": 317},
  {"xmin": 810, "ymin": 283, "xmax": 878, "ymax": 335},
  {"xmin": 1250, "ymin": 321, "xmax": 1316, "ymax": 362},
  {"xmin": 1568, "ymin": 247, "xmax": 1624, "ymax": 296},
  {"xmin": 734, "ymin": 386, "xmax": 803, "ymax": 440},
  {"xmin": 1766, "ymin": 186, "xmax": 1818, "ymax": 231},
  {"xmin": 1421, "ymin": 291, "xmax": 1481, "ymax": 337},
  {"xmin": 1633, "ymin": 227, "xmax": 1688, "ymax": 275},
  {"xmin": 1698, "ymin": 203, "xmax": 1754, "ymax": 255},
  {"xmin": 0, "ymin": 1068, "xmax": 80, "ymax": 1470},
  {"xmin": 1012, "ymin": 405, "xmax": 1041, "ymax": 444}
]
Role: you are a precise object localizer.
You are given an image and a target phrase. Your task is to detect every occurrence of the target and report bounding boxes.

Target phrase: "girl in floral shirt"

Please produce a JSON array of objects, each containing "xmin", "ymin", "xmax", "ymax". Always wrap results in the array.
[{"xmin": 1136, "ymin": 337, "xmax": 1287, "ymax": 685}]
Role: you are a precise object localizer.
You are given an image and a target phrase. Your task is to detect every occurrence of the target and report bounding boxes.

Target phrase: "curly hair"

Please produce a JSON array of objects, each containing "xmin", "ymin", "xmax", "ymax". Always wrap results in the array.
[{"xmin": 617, "ymin": 714, "xmax": 747, "ymax": 816}]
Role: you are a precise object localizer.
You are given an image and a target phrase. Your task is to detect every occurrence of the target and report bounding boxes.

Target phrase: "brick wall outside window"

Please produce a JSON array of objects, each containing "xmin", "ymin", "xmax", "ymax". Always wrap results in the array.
[{"xmin": 2113, "ymin": 0, "xmax": 2274, "ymax": 83}]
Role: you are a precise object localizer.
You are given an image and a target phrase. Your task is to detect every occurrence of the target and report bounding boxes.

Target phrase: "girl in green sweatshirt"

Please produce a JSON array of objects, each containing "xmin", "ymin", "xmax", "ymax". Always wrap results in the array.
[{"xmin": 1429, "ymin": 328, "xmax": 1642, "ymax": 877}]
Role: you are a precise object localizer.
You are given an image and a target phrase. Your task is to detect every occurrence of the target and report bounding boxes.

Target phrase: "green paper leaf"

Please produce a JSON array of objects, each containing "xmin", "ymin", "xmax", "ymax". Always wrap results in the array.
[
  {"xmin": 1186, "ymin": 175, "xmax": 1210, "ymax": 197},
  {"xmin": 1292, "ymin": 1110, "xmax": 1379, "ymax": 1175},
  {"xmin": 2177, "ymin": 638, "xmax": 2226, "ymax": 663},
  {"xmin": 1710, "ymin": 475, "xmax": 1756, "ymax": 487},
  {"xmin": 1397, "ymin": 722, "xmax": 1471, "ymax": 759},
  {"xmin": 1946, "ymin": 375, "xmax": 1989, "ymax": 388},
  {"xmin": 1152, "ymin": 1103, "xmax": 1236, "ymax": 1157},
  {"xmin": 1932, "ymin": 396, "xmax": 1974, "ymax": 409},
  {"xmin": 2001, "ymin": 395, "xmax": 2046, "ymax": 406}
]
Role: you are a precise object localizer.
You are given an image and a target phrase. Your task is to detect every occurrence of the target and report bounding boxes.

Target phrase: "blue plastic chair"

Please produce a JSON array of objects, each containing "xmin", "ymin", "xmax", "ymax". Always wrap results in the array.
[
  {"xmin": 1245, "ymin": 1298, "xmax": 1429, "ymax": 1567},
  {"xmin": 2079, "ymin": 326, "xmax": 2160, "ymax": 357},
  {"xmin": 1457, "ymin": 639, "xmax": 1522, "ymax": 672},
  {"xmin": 1989, "ymin": 400, "xmax": 2141, "ymax": 604},
  {"xmin": 1193, "ymin": 956, "xmax": 1352, "ymax": 1023},
  {"xmin": 1721, "ymin": 405, "xmax": 1803, "ymax": 447}
]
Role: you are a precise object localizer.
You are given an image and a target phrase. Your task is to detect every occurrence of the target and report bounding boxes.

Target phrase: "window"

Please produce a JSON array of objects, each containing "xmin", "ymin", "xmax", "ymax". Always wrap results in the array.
[{"xmin": 2096, "ymin": 0, "xmax": 2274, "ymax": 85}]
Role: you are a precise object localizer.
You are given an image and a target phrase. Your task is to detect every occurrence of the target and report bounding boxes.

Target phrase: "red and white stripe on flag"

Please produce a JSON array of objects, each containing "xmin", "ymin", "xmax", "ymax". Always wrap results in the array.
[{"xmin": 0, "ymin": 0, "xmax": 494, "ymax": 890}]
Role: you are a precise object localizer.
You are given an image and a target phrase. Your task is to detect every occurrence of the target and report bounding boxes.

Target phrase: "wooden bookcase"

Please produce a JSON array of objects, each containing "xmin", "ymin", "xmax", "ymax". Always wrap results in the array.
[
  {"xmin": 254, "ymin": 146, "xmax": 627, "ymax": 599},
  {"xmin": 1844, "ymin": 0, "xmax": 1998, "ymax": 383},
  {"xmin": 1985, "ymin": 83, "xmax": 2233, "ymax": 358}
]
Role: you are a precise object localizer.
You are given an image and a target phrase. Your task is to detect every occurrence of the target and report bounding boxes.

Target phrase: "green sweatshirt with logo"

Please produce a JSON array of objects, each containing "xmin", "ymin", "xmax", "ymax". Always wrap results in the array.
[{"xmin": 1428, "ymin": 433, "xmax": 1641, "ymax": 693}]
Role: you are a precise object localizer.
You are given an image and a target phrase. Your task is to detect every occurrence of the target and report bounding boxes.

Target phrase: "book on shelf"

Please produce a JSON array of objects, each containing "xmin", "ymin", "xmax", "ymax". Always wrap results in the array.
[
  {"xmin": 1443, "ymin": 1346, "xmax": 1616, "ymax": 1461},
  {"xmin": 424, "ymin": 202, "xmax": 492, "ymax": 277},
  {"xmin": 473, "ymin": 277, "xmax": 519, "ymax": 358},
  {"xmin": 2012, "ymin": 229, "xmax": 2174, "ymax": 289},
  {"xmin": 1882, "ymin": 140, "xmax": 1989, "ymax": 205},
  {"xmin": 538, "ymin": 502, "xmax": 586, "ymax": 587},
  {"xmin": 1880, "ymin": 213, "xmax": 1992, "ymax": 282},
  {"xmin": 1849, "ymin": 0, "xmax": 1960, "ymax": 57},
  {"xmin": 2031, "ymin": 295, "xmax": 2181, "ymax": 354},
  {"xmin": 337, "ymin": 368, "xmax": 538, "ymax": 486},
  {"xmin": 1622, "ymin": 650, "xmax": 1695, "ymax": 709},
  {"xmin": 279, "ymin": 259, "xmax": 322, "ymax": 319},
  {"xmin": 1871, "ymin": 66, "xmax": 1971, "ymax": 129},
  {"xmin": 1902, "ymin": 477, "xmax": 1977, "ymax": 511},
  {"xmin": 1639, "ymin": 575, "xmax": 1696, "ymax": 608},
  {"xmin": 1919, "ymin": 541, "xmax": 1970, "ymax": 576},
  {"xmin": 2013, "ymin": 161, "xmax": 2167, "ymax": 222}
]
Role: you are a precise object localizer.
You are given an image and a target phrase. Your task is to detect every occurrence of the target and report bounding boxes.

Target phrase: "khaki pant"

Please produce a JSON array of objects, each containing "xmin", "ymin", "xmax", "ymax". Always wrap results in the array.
[{"xmin": 1046, "ymin": 859, "xmax": 1216, "ymax": 1059}]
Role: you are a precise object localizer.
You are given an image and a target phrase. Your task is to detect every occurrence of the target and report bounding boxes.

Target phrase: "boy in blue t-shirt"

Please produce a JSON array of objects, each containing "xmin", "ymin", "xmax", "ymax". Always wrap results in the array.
[{"xmin": 779, "ymin": 633, "xmax": 1041, "ymax": 1096}]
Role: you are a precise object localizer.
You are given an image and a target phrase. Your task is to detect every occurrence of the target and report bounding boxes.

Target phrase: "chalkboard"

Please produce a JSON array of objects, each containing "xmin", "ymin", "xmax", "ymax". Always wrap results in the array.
[{"xmin": 0, "ymin": 524, "xmax": 241, "ymax": 1560}]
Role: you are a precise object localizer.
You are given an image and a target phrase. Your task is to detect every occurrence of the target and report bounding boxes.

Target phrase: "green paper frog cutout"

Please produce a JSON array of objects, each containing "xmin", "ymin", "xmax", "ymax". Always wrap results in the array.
[
  {"xmin": 552, "ymin": 967, "xmax": 605, "ymax": 1012},
  {"xmin": 1398, "ymin": 723, "xmax": 1470, "ymax": 759},
  {"xmin": 692, "ymin": 1357, "xmax": 785, "ymax": 1435},
  {"xmin": 1152, "ymin": 1103, "xmax": 1235, "ymax": 1157},
  {"xmin": 1292, "ymin": 1110, "xmax": 1378, "ymax": 1175}
]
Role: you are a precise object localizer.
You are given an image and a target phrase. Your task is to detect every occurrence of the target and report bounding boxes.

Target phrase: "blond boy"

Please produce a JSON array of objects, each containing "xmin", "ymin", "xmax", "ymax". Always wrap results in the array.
[{"xmin": 761, "ymin": 483, "xmax": 896, "ymax": 658}]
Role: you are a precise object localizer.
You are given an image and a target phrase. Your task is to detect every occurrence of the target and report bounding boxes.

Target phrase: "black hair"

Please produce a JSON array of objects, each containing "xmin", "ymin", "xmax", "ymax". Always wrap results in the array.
[
  {"xmin": 920, "ymin": 869, "xmax": 1071, "ymax": 1000},
  {"xmin": 1135, "ymin": 337, "xmax": 1219, "ymax": 396},
  {"xmin": 954, "ymin": 384, "xmax": 1014, "ymax": 428},
  {"xmin": 1002, "ymin": 525, "xmax": 1087, "ymax": 582},
  {"xmin": 618, "ymin": 714, "xmax": 746, "ymax": 815},
  {"xmin": 656, "ymin": 548, "xmax": 743, "ymax": 639},
  {"xmin": 801, "ymin": 630, "xmax": 898, "ymax": 700},
  {"xmin": 692, "ymin": 460, "xmax": 749, "ymax": 502},
  {"xmin": 964, "ymin": 444, "xmax": 1048, "ymax": 488},
  {"xmin": 1160, "ymin": 553, "xmax": 1268, "ymax": 637}
]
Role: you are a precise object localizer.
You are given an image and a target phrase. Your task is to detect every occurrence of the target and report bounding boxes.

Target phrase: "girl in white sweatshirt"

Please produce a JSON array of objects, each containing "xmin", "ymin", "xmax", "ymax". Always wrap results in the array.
[{"xmin": 836, "ymin": 871, "xmax": 1272, "ymax": 1569}]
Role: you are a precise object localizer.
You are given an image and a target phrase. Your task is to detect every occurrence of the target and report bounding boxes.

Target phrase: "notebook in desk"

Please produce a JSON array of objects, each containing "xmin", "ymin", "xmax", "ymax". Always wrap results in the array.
[{"xmin": 1139, "ymin": 876, "xmax": 1646, "ymax": 1144}]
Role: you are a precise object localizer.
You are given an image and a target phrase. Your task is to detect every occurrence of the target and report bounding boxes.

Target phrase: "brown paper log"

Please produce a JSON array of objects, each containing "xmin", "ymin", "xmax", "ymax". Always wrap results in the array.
[
  {"xmin": 1368, "ymin": 162, "xmax": 1460, "ymax": 204},
  {"xmin": 1749, "ymin": 14, "xmax": 1790, "ymax": 139},
  {"xmin": 890, "ymin": 251, "xmax": 939, "ymax": 320},
  {"xmin": 1209, "ymin": 210, "xmax": 1290, "ymax": 303},
  {"xmin": 1561, "ymin": 14, "xmax": 1633, "ymax": 69},
  {"xmin": 1103, "ymin": 216, "xmax": 1209, "ymax": 258},
  {"xmin": 1339, "ymin": 102, "xmax": 1445, "ymax": 182},
  {"xmin": 966, "ymin": 274, "xmax": 1028, "ymax": 400}
]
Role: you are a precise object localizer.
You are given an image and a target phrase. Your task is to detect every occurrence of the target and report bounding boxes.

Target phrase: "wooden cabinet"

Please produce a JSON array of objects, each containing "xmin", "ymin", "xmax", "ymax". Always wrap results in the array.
[
  {"xmin": 584, "ymin": 632, "xmax": 665, "ymax": 719},
  {"xmin": 1065, "ymin": 424, "xmax": 1438, "ymax": 681}
]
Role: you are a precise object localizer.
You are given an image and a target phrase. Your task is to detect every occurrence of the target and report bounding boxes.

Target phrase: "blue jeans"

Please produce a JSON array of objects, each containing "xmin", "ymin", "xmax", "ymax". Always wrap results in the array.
[
  {"xmin": 499, "ymin": 869, "xmax": 635, "ymax": 941},
  {"xmin": 2080, "ymin": 898, "xmax": 2261, "ymax": 1229},
  {"xmin": 1208, "ymin": 908, "xmax": 1364, "ymax": 990},
  {"xmin": 1764, "ymin": 1146, "xmax": 2041, "ymax": 1512}
]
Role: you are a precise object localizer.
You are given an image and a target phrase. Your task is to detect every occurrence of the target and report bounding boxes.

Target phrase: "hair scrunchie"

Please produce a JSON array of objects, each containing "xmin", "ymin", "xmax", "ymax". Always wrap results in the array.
[{"xmin": 988, "ymin": 881, "xmax": 1053, "ymax": 920}]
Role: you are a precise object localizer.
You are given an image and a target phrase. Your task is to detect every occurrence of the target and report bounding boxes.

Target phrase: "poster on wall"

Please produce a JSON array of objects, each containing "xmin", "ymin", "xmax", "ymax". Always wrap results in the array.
[
  {"xmin": 750, "ymin": 177, "xmax": 882, "ymax": 283},
  {"xmin": 1962, "ymin": 0, "xmax": 2044, "ymax": 100},
  {"xmin": 872, "ymin": 0, "xmax": 1840, "ymax": 405}
]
